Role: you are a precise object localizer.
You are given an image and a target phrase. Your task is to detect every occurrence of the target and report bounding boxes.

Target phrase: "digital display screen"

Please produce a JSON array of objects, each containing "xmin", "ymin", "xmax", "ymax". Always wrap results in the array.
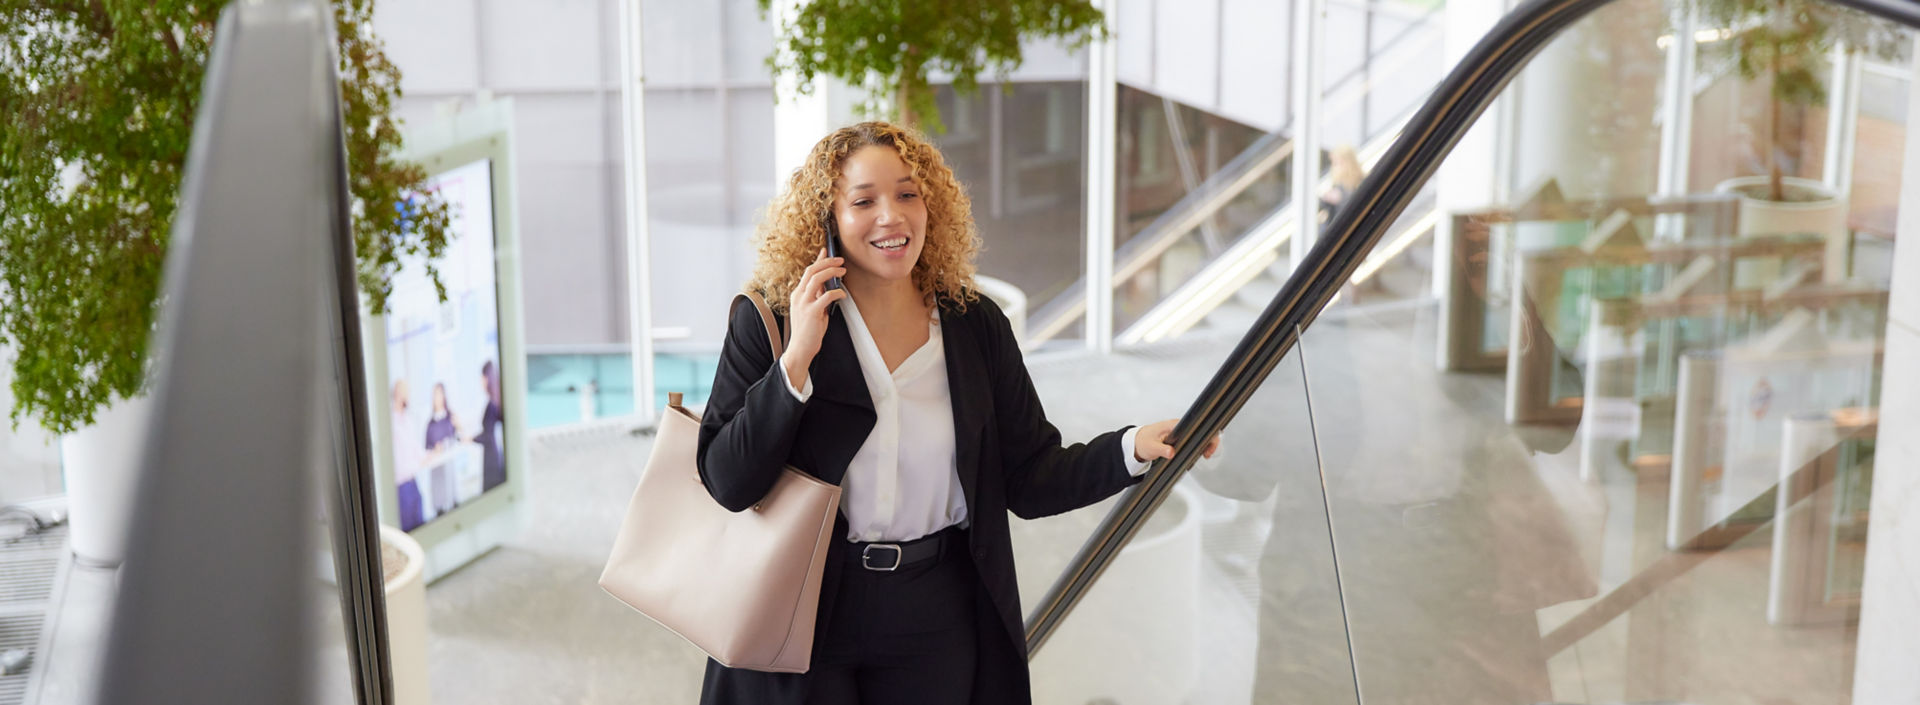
[{"xmin": 381, "ymin": 158, "xmax": 508, "ymax": 532}]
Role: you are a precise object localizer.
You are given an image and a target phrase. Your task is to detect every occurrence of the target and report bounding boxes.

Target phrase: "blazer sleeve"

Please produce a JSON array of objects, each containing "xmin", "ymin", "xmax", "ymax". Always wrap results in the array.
[
  {"xmin": 977, "ymin": 297, "xmax": 1145, "ymax": 519},
  {"xmin": 695, "ymin": 296, "xmax": 809, "ymax": 512}
]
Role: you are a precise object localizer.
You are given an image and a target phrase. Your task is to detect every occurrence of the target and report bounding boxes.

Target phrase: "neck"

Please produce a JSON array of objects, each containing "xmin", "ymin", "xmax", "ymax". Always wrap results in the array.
[{"xmin": 844, "ymin": 272, "xmax": 926, "ymax": 317}]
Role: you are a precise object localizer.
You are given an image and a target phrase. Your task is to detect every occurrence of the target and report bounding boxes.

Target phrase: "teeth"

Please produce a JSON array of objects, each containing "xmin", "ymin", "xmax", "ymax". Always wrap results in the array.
[{"xmin": 874, "ymin": 237, "xmax": 907, "ymax": 249}]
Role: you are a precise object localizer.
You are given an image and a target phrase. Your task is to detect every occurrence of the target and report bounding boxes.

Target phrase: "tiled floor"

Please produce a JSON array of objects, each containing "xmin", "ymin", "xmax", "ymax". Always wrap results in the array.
[{"xmin": 33, "ymin": 302, "xmax": 1872, "ymax": 704}]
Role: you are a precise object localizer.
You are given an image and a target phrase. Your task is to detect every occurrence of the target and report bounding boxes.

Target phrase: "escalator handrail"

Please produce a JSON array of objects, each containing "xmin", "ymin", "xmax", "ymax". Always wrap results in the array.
[{"xmin": 1022, "ymin": 0, "xmax": 1920, "ymax": 657}]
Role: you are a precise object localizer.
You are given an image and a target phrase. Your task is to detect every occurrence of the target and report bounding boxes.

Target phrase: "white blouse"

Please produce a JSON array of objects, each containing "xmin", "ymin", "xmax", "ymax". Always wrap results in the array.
[{"xmin": 782, "ymin": 295, "xmax": 1151, "ymax": 543}]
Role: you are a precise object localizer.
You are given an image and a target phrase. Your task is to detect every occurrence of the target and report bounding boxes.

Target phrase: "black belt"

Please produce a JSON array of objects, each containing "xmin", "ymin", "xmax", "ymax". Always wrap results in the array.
[{"xmin": 847, "ymin": 525, "xmax": 963, "ymax": 572}]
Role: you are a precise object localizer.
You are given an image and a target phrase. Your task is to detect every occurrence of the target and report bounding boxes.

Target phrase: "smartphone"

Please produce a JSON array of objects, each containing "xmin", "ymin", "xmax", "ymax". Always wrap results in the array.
[{"xmin": 823, "ymin": 216, "xmax": 845, "ymax": 291}]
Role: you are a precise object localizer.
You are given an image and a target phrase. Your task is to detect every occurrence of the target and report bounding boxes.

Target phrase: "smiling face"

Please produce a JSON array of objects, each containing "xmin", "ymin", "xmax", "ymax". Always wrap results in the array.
[{"xmin": 833, "ymin": 145, "xmax": 929, "ymax": 288}]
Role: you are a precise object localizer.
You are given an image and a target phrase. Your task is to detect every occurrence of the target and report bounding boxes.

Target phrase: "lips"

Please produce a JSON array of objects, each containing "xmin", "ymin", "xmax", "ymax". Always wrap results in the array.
[{"xmin": 871, "ymin": 235, "xmax": 908, "ymax": 251}]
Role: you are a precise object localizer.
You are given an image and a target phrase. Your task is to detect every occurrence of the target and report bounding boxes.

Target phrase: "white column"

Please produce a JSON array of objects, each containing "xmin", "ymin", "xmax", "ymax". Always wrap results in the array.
[
  {"xmin": 1851, "ymin": 48, "xmax": 1920, "ymax": 704},
  {"xmin": 1508, "ymin": 0, "xmax": 1664, "ymax": 202},
  {"xmin": 1432, "ymin": 0, "xmax": 1507, "ymax": 320},
  {"xmin": 1288, "ymin": 0, "xmax": 1324, "ymax": 273},
  {"xmin": 1654, "ymin": 4, "xmax": 1698, "ymax": 242},
  {"xmin": 617, "ymin": 0, "xmax": 656, "ymax": 422},
  {"xmin": 1822, "ymin": 45, "xmax": 1864, "ymax": 194},
  {"xmin": 1666, "ymin": 349, "xmax": 1719, "ymax": 549},
  {"xmin": 1084, "ymin": 0, "xmax": 1118, "ymax": 353}
]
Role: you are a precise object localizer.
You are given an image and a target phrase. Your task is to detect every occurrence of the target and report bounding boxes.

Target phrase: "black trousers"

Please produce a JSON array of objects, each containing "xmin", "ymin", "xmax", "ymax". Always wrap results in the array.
[{"xmin": 804, "ymin": 527, "xmax": 978, "ymax": 705}]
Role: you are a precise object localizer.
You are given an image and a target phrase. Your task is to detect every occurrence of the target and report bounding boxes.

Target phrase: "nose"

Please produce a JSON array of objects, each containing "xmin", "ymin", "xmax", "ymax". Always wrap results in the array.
[{"xmin": 874, "ymin": 198, "xmax": 899, "ymax": 225}]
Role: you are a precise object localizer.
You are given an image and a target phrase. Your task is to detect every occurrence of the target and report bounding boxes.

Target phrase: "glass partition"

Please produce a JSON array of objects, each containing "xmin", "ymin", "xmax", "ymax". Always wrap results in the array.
[
  {"xmin": 1301, "ymin": 1, "xmax": 1909, "ymax": 700},
  {"xmin": 932, "ymin": 77, "xmax": 1091, "ymax": 347},
  {"xmin": 1014, "ymin": 339, "xmax": 1354, "ymax": 704}
]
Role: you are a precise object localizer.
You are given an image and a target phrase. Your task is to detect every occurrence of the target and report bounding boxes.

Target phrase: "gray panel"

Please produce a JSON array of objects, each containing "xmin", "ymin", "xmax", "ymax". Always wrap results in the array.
[
  {"xmin": 373, "ymin": 0, "xmax": 482, "ymax": 95},
  {"xmin": 513, "ymin": 93, "xmax": 614, "ymax": 166},
  {"xmin": 642, "ymin": 0, "xmax": 724, "ymax": 88},
  {"xmin": 94, "ymin": 1, "xmax": 388, "ymax": 702},
  {"xmin": 724, "ymin": 0, "xmax": 776, "ymax": 86},
  {"xmin": 518, "ymin": 163, "xmax": 624, "ymax": 346},
  {"xmin": 643, "ymin": 89, "xmax": 726, "ymax": 184},
  {"xmin": 478, "ymin": 0, "xmax": 607, "ymax": 91}
]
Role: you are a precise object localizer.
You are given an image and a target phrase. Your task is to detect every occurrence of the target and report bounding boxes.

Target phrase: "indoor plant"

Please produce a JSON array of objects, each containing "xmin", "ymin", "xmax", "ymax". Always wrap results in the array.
[
  {"xmin": 759, "ymin": 0, "xmax": 1107, "ymax": 133},
  {"xmin": 1693, "ymin": 0, "xmax": 1905, "ymax": 282},
  {"xmin": 0, "ymin": 0, "xmax": 452, "ymax": 563}
]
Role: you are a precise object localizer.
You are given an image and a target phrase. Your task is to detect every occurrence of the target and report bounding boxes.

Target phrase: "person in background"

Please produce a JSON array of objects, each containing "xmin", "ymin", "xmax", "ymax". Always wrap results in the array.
[
  {"xmin": 1318, "ymin": 144, "xmax": 1366, "ymax": 226},
  {"xmin": 424, "ymin": 382, "xmax": 459, "ymax": 451},
  {"xmin": 390, "ymin": 379, "xmax": 425, "ymax": 531},
  {"xmin": 471, "ymin": 360, "xmax": 506, "ymax": 491},
  {"xmin": 422, "ymin": 381, "xmax": 461, "ymax": 516}
]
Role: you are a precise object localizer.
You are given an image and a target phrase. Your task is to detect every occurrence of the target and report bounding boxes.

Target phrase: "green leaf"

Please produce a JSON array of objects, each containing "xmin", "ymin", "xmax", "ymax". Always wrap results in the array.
[
  {"xmin": 0, "ymin": 0, "xmax": 451, "ymax": 433},
  {"xmin": 760, "ymin": 0, "xmax": 1107, "ymax": 133}
]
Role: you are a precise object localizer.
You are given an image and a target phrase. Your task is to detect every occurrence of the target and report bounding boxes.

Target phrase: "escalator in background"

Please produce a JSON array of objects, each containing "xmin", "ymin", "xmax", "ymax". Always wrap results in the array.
[
  {"xmin": 1022, "ymin": 0, "xmax": 1451, "ymax": 349},
  {"xmin": 1023, "ymin": 0, "xmax": 1919, "ymax": 704}
]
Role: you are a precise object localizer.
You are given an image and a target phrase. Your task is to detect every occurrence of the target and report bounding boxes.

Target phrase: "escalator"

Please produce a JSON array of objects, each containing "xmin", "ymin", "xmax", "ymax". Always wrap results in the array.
[
  {"xmin": 1024, "ymin": 3, "xmax": 1449, "ymax": 348},
  {"xmin": 86, "ymin": 0, "xmax": 1920, "ymax": 702}
]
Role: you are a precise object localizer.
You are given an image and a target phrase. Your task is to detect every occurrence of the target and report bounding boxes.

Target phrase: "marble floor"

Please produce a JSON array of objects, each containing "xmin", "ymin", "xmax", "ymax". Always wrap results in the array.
[{"xmin": 32, "ymin": 301, "xmax": 1872, "ymax": 704}]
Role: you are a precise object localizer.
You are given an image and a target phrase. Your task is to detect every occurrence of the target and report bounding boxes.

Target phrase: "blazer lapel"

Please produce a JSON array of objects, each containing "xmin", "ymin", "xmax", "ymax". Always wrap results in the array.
[
  {"xmin": 806, "ymin": 306, "xmax": 874, "ymax": 413},
  {"xmin": 939, "ymin": 303, "xmax": 987, "ymax": 507}
]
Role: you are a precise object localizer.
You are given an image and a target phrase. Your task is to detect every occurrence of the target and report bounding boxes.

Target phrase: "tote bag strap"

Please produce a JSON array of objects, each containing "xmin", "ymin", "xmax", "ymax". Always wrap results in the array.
[{"xmin": 733, "ymin": 290, "xmax": 786, "ymax": 360}]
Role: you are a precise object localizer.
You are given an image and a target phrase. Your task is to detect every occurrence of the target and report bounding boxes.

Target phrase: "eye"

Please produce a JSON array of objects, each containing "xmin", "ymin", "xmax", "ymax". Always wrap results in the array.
[
  {"xmin": 852, "ymin": 198, "xmax": 873, "ymax": 207},
  {"xmin": 900, "ymin": 192, "xmax": 919, "ymax": 200}
]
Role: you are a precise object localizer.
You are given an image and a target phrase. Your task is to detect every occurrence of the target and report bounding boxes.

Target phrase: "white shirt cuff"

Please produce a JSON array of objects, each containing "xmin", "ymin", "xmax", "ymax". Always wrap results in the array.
[
  {"xmin": 778, "ymin": 363, "xmax": 813, "ymax": 402},
  {"xmin": 1120, "ymin": 426, "xmax": 1151, "ymax": 476}
]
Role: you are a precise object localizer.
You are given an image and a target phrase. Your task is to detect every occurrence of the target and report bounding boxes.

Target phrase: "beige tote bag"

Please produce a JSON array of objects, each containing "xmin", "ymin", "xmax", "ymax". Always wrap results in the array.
[{"xmin": 599, "ymin": 292, "xmax": 842, "ymax": 673}]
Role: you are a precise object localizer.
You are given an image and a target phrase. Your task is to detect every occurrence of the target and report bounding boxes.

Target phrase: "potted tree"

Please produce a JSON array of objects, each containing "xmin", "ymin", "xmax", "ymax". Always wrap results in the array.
[
  {"xmin": 1694, "ymin": 0, "xmax": 1905, "ymax": 283},
  {"xmin": 0, "ymin": 1, "xmax": 452, "ymax": 565},
  {"xmin": 758, "ymin": 0, "xmax": 1107, "ymax": 134}
]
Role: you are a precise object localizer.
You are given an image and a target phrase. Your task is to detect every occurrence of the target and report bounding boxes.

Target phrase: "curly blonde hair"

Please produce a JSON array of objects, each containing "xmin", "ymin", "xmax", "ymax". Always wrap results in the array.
[{"xmin": 748, "ymin": 121, "xmax": 981, "ymax": 314}]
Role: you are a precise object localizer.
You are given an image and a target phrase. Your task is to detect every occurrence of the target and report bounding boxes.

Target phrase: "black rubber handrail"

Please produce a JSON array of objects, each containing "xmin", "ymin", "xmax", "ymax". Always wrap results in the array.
[{"xmin": 1023, "ymin": 0, "xmax": 1920, "ymax": 657}]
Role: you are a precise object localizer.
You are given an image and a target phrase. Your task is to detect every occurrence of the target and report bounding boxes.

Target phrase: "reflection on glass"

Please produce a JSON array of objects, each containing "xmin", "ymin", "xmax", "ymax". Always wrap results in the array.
[
  {"xmin": 932, "ymin": 81, "xmax": 1089, "ymax": 343},
  {"xmin": 1319, "ymin": 1, "xmax": 1906, "ymax": 701},
  {"xmin": 1826, "ymin": 437, "xmax": 1874, "ymax": 601},
  {"xmin": 1024, "ymin": 342, "xmax": 1355, "ymax": 705}
]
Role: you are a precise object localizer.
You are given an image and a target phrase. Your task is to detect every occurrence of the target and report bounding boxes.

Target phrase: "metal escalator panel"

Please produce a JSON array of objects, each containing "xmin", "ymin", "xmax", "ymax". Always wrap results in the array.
[{"xmin": 92, "ymin": 1, "xmax": 391, "ymax": 703}]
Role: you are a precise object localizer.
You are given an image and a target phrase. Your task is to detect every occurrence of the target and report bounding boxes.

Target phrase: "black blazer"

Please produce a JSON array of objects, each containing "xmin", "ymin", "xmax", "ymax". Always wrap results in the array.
[{"xmin": 694, "ymin": 291, "xmax": 1143, "ymax": 705}]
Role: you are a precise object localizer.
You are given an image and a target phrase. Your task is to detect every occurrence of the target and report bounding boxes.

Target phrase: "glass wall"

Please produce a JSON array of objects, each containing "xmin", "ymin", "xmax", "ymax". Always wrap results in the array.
[
  {"xmin": 1089, "ymin": 0, "xmax": 1450, "ymax": 348},
  {"xmin": 932, "ymin": 78, "xmax": 1091, "ymax": 346},
  {"xmin": 1032, "ymin": 0, "xmax": 1912, "ymax": 702},
  {"xmin": 1283, "ymin": 1, "xmax": 1903, "ymax": 701}
]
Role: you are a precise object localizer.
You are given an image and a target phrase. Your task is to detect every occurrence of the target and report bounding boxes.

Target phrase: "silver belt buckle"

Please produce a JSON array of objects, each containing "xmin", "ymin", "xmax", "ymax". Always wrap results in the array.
[{"xmin": 862, "ymin": 543, "xmax": 903, "ymax": 572}]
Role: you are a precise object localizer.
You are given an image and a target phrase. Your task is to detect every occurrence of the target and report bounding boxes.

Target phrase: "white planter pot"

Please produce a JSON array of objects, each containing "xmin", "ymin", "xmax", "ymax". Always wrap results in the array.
[
  {"xmin": 1715, "ymin": 176, "xmax": 1851, "ymax": 286},
  {"xmin": 380, "ymin": 526, "xmax": 432, "ymax": 705},
  {"xmin": 60, "ymin": 394, "xmax": 156, "ymax": 566},
  {"xmin": 1031, "ymin": 485, "xmax": 1201, "ymax": 705}
]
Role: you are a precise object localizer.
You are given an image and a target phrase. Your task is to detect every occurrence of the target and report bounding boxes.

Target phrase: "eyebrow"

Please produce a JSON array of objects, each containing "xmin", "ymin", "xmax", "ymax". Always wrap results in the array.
[{"xmin": 849, "ymin": 176, "xmax": 915, "ymax": 191}]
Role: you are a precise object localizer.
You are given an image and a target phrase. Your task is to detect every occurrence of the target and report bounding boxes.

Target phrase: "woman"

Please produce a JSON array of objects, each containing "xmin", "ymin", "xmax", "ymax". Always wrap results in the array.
[
  {"xmin": 696, "ymin": 121, "xmax": 1220, "ymax": 705},
  {"xmin": 389, "ymin": 379, "xmax": 426, "ymax": 530},
  {"xmin": 470, "ymin": 360, "xmax": 506, "ymax": 492},
  {"xmin": 1318, "ymin": 144, "xmax": 1366, "ymax": 225},
  {"xmin": 423, "ymin": 382, "xmax": 458, "ymax": 451}
]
